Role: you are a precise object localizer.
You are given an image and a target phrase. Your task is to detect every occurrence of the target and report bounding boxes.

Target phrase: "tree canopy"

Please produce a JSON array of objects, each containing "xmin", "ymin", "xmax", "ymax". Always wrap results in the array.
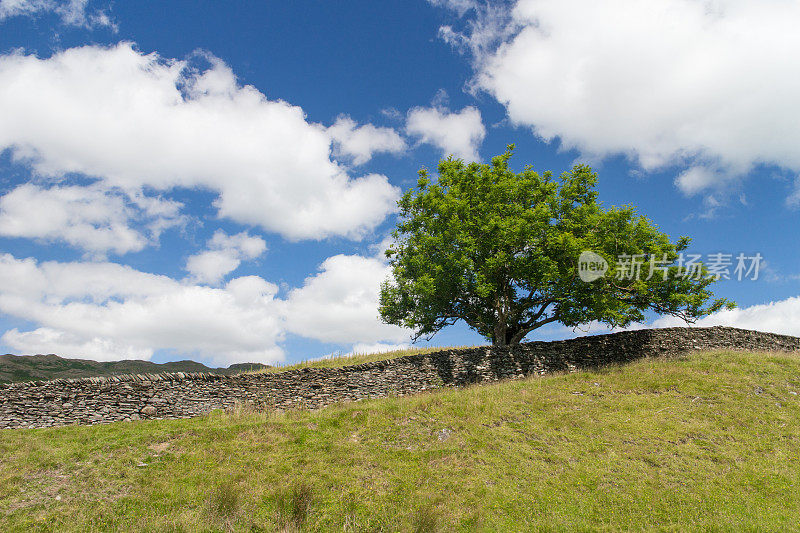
[{"xmin": 379, "ymin": 146, "xmax": 734, "ymax": 346}]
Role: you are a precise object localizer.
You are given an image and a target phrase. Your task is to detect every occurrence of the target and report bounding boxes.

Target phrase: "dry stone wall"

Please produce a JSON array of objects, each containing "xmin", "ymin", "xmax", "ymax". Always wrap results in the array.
[{"xmin": 2, "ymin": 326, "xmax": 799, "ymax": 429}]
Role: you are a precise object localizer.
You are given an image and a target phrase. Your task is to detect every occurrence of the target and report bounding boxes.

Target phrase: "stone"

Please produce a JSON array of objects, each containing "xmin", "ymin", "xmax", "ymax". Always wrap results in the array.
[
  {"xmin": 141, "ymin": 405, "xmax": 157, "ymax": 416},
  {"xmin": 436, "ymin": 428, "xmax": 453, "ymax": 441}
]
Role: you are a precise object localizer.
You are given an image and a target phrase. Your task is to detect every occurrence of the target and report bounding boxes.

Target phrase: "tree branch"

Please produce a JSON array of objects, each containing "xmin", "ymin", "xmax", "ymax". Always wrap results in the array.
[{"xmin": 509, "ymin": 314, "xmax": 560, "ymax": 344}]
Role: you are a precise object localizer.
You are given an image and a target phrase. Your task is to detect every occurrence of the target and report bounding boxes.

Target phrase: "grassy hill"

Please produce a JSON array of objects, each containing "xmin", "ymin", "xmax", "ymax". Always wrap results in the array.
[
  {"xmin": 0, "ymin": 353, "xmax": 269, "ymax": 383},
  {"xmin": 1, "ymin": 348, "xmax": 799, "ymax": 531}
]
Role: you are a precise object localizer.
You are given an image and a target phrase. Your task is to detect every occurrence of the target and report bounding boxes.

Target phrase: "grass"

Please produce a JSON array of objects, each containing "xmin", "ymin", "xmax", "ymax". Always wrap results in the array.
[
  {"xmin": 1, "ymin": 349, "xmax": 799, "ymax": 531},
  {"xmin": 254, "ymin": 345, "xmax": 475, "ymax": 374},
  {"xmin": 275, "ymin": 482, "xmax": 314, "ymax": 531}
]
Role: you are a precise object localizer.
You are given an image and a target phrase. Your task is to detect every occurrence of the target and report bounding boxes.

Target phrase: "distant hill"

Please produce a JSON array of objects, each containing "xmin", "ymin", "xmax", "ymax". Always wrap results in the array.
[{"xmin": 0, "ymin": 353, "xmax": 269, "ymax": 383}]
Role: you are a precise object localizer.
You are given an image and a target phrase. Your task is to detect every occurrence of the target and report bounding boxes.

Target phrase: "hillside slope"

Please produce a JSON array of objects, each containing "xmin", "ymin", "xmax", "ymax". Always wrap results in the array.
[
  {"xmin": 0, "ymin": 353, "xmax": 268, "ymax": 383},
  {"xmin": 1, "ymin": 349, "xmax": 798, "ymax": 531}
]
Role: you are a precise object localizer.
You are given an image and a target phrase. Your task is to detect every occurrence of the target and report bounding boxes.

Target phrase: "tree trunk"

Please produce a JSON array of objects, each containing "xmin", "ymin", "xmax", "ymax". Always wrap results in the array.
[
  {"xmin": 493, "ymin": 294, "xmax": 507, "ymax": 346},
  {"xmin": 493, "ymin": 324, "xmax": 519, "ymax": 346},
  {"xmin": 492, "ymin": 323, "xmax": 507, "ymax": 346}
]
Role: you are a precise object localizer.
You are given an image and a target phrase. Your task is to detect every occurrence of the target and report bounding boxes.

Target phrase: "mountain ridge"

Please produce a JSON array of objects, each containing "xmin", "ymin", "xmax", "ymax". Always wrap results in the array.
[{"xmin": 0, "ymin": 353, "xmax": 268, "ymax": 383}]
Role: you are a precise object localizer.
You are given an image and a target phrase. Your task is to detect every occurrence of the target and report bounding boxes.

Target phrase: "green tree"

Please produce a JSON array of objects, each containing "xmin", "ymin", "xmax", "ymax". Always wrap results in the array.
[{"xmin": 379, "ymin": 146, "xmax": 734, "ymax": 346}]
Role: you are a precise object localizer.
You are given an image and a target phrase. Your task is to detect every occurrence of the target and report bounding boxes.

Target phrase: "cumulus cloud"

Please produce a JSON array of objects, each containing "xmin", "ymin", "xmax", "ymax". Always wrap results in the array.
[
  {"xmin": 185, "ymin": 230, "xmax": 267, "ymax": 285},
  {"xmin": 2, "ymin": 328, "xmax": 154, "ymax": 361},
  {"xmin": 406, "ymin": 105, "xmax": 485, "ymax": 161},
  {"xmin": 0, "ymin": 0, "xmax": 113, "ymax": 27},
  {"xmin": 327, "ymin": 115, "xmax": 406, "ymax": 165},
  {"xmin": 0, "ymin": 183, "xmax": 184, "ymax": 256},
  {"xmin": 0, "ymin": 43, "xmax": 400, "ymax": 240},
  {"xmin": 444, "ymin": 0, "xmax": 800, "ymax": 194},
  {"xmin": 0, "ymin": 246, "xmax": 410, "ymax": 364},
  {"xmin": 0, "ymin": 253, "xmax": 285, "ymax": 365},
  {"xmin": 651, "ymin": 296, "xmax": 800, "ymax": 337},
  {"xmin": 545, "ymin": 294, "xmax": 800, "ymax": 340},
  {"xmin": 674, "ymin": 167, "xmax": 731, "ymax": 197},
  {"xmin": 283, "ymin": 253, "xmax": 411, "ymax": 345}
]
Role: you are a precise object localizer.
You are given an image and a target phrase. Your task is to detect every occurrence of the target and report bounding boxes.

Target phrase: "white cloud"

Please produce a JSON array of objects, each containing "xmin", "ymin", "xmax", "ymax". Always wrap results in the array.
[
  {"xmin": 427, "ymin": 0, "xmax": 477, "ymax": 17},
  {"xmin": 0, "ymin": 253, "xmax": 284, "ymax": 365},
  {"xmin": 0, "ymin": 183, "xmax": 184, "ymax": 256},
  {"xmin": 0, "ymin": 0, "xmax": 113, "ymax": 27},
  {"xmin": 327, "ymin": 115, "xmax": 406, "ymax": 165},
  {"xmin": 651, "ymin": 296, "xmax": 800, "ymax": 338},
  {"xmin": 436, "ymin": 1, "xmax": 515, "ymax": 60},
  {"xmin": 283, "ymin": 253, "xmax": 411, "ymax": 345},
  {"xmin": 350, "ymin": 342, "xmax": 411, "ymax": 355},
  {"xmin": 185, "ymin": 230, "xmax": 266, "ymax": 285},
  {"xmin": 675, "ymin": 167, "xmax": 731, "ymax": 197},
  {"xmin": 0, "ymin": 0, "xmax": 43, "ymax": 18},
  {"xmin": 185, "ymin": 253, "xmax": 239, "ymax": 286},
  {"xmin": 208, "ymin": 230, "xmax": 266, "ymax": 259},
  {"xmin": 544, "ymin": 294, "xmax": 800, "ymax": 340},
  {"xmin": 406, "ymin": 105, "xmax": 485, "ymax": 161},
  {"xmin": 0, "ymin": 43, "xmax": 399, "ymax": 241},
  {"xmin": 2, "ymin": 328, "xmax": 153, "ymax": 361},
  {"xmin": 0, "ymin": 246, "xmax": 409, "ymax": 364},
  {"xmin": 448, "ymin": 0, "xmax": 800, "ymax": 193},
  {"xmin": 311, "ymin": 342, "xmax": 411, "ymax": 362},
  {"xmin": 787, "ymin": 177, "xmax": 800, "ymax": 209}
]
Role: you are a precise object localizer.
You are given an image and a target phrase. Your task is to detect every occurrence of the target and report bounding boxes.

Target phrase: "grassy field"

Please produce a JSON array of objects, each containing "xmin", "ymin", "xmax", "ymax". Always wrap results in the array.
[{"xmin": 1, "ymin": 349, "xmax": 799, "ymax": 532}]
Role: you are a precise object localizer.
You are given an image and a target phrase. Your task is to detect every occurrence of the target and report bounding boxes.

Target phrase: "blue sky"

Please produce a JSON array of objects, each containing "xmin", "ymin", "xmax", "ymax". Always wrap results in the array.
[{"xmin": 0, "ymin": 0, "xmax": 798, "ymax": 366}]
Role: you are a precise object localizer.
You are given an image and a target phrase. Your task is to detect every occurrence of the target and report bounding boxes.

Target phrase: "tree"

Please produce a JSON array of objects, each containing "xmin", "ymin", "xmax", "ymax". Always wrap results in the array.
[{"xmin": 379, "ymin": 146, "xmax": 734, "ymax": 346}]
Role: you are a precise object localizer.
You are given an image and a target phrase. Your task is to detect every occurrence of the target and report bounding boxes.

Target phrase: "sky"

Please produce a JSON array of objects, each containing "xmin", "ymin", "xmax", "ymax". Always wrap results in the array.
[{"xmin": 0, "ymin": 0, "xmax": 799, "ymax": 367}]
